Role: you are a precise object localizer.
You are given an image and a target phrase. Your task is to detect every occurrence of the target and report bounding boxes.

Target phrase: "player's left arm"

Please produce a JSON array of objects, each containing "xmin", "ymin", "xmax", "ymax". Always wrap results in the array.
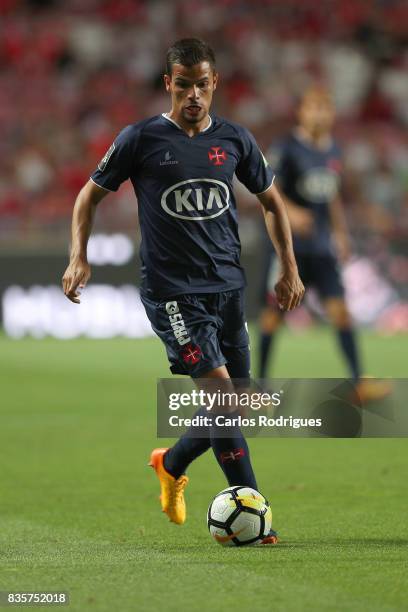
[
  {"xmin": 258, "ymin": 184, "xmax": 305, "ymax": 311},
  {"xmin": 329, "ymin": 195, "xmax": 351, "ymax": 262}
]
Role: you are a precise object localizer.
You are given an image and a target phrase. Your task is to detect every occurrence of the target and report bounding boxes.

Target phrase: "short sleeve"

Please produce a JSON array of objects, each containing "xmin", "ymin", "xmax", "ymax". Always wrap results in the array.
[
  {"xmin": 90, "ymin": 124, "xmax": 140, "ymax": 192},
  {"xmin": 235, "ymin": 128, "xmax": 275, "ymax": 195}
]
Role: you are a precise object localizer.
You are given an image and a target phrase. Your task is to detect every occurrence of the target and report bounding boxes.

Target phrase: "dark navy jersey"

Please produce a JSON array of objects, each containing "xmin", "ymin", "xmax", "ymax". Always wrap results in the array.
[
  {"xmin": 267, "ymin": 131, "xmax": 342, "ymax": 255},
  {"xmin": 91, "ymin": 114, "xmax": 274, "ymax": 298}
]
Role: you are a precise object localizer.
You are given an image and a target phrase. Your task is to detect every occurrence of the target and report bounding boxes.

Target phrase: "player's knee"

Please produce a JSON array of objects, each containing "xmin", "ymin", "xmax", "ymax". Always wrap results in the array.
[
  {"xmin": 260, "ymin": 308, "xmax": 282, "ymax": 334},
  {"xmin": 325, "ymin": 299, "xmax": 352, "ymax": 329}
]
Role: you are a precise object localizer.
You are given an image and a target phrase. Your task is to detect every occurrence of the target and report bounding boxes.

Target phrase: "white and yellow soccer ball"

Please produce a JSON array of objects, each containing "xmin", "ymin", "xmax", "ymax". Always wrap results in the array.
[{"xmin": 207, "ymin": 486, "xmax": 272, "ymax": 546}]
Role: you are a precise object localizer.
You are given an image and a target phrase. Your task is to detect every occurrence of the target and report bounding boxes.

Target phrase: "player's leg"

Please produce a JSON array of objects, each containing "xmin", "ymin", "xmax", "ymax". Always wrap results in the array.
[
  {"xmin": 162, "ymin": 363, "xmax": 259, "ymax": 516},
  {"xmin": 314, "ymin": 255, "xmax": 362, "ymax": 381},
  {"xmin": 220, "ymin": 289, "xmax": 278, "ymax": 544},
  {"xmin": 258, "ymin": 250, "xmax": 283, "ymax": 378},
  {"xmin": 258, "ymin": 252, "xmax": 307, "ymax": 378},
  {"xmin": 210, "ymin": 289, "xmax": 258, "ymax": 490},
  {"xmin": 165, "ymin": 287, "xmax": 258, "ymax": 491},
  {"xmin": 143, "ymin": 293, "xmax": 225, "ymax": 523},
  {"xmin": 259, "ymin": 307, "xmax": 283, "ymax": 378},
  {"xmin": 323, "ymin": 293, "xmax": 392, "ymax": 401},
  {"xmin": 155, "ymin": 295, "xmax": 225, "ymax": 481},
  {"xmin": 161, "ymin": 408, "xmax": 210, "ymax": 478},
  {"xmin": 155, "ymin": 290, "xmax": 258, "ymax": 488},
  {"xmin": 149, "ymin": 395, "xmax": 211, "ymax": 524},
  {"xmin": 323, "ymin": 296, "xmax": 361, "ymax": 381},
  {"xmin": 199, "ymin": 365, "xmax": 258, "ymax": 491}
]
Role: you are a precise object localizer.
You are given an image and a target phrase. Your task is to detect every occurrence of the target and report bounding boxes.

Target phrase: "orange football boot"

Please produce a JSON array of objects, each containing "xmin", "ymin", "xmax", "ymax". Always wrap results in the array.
[
  {"xmin": 148, "ymin": 448, "xmax": 188, "ymax": 525},
  {"xmin": 354, "ymin": 378, "xmax": 392, "ymax": 405},
  {"xmin": 261, "ymin": 529, "xmax": 279, "ymax": 545}
]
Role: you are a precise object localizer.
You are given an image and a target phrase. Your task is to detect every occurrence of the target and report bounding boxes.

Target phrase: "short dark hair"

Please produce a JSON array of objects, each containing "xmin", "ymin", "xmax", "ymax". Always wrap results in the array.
[{"xmin": 166, "ymin": 38, "xmax": 216, "ymax": 75}]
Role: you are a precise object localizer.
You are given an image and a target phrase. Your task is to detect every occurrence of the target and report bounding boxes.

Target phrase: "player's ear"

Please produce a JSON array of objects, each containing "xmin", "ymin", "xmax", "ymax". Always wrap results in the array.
[
  {"xmin": 212, "ymin": 71, "xmax": 218, "ymax": 91},
  {"xmin": 164, "ymin": 74, "xmax": 171, "ymax": 92}
]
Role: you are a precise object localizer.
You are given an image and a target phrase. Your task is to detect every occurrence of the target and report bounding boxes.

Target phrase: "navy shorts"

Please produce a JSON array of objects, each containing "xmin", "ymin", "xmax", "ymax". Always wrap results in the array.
[
  {"xmin": 141, "ymin": 289, "xmax": 250, "ymax": 379},
  {"xmin": 261, "ymin": 252, "xmax": 344, "ymax": 306}
]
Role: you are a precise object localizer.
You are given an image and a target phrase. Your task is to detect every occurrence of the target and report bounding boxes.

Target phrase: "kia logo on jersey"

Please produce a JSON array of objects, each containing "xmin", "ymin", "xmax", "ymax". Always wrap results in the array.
[{"xmin": 161, "ymin": 178, "xmax": 230, "ymax": 220}]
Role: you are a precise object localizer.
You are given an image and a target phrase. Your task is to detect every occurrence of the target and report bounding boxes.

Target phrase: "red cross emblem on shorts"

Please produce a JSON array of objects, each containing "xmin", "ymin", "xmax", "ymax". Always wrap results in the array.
[
  {"xmin": 208, "ymin": 146, "xmax": 227, "ymax": 166},
  {"xmin": 181, "ymin": 343, "xmax": 202, "ymax": 365}
]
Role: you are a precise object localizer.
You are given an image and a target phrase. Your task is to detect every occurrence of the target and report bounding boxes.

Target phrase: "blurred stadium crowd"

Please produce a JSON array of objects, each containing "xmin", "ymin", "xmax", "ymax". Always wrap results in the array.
[{"xmin": 0, "ymin": 0, "xmax": 407, "ymax": 307}]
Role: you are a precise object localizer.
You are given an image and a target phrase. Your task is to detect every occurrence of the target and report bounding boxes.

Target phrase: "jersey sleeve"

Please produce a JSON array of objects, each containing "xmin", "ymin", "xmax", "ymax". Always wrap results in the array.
[
  {"xmin": 235, "ymin": 127, "xmax": 275, "ymax": 195},
  {"xmin": 90, "ymin": 124, "xmax": 141, "ymax": 192}
]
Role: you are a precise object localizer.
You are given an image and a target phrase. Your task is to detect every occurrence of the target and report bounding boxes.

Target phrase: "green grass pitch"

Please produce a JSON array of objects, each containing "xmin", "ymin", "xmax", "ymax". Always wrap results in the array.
[{"xmin": 0, "ymin": 328, "xmax": 407, "ymax": 611}]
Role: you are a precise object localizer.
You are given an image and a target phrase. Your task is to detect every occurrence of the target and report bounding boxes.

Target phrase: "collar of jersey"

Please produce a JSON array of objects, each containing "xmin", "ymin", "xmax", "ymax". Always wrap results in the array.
[{"xmin": 162, "ymin": 112, "xmax": 212, "ymax": 134}]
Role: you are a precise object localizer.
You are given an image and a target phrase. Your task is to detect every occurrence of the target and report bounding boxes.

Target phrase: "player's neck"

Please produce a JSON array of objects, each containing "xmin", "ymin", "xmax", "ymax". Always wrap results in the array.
[
  {"xmin": 165, "ymin": 111, "xmax": 211, "ymax": 137},
  {"xmin": 296, "ymin": 125, "xmax": 331, "ymax": 150}
]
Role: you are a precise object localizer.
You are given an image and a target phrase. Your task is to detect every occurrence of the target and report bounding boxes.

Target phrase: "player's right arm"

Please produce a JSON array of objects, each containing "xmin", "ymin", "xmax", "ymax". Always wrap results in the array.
[
  {"xmin": 62, "ymin": 180, "xmax": 109, "ymax": 304},
  {"xmin": 63, "ymin": 123, "xmax": 139, "ymax": 303}
]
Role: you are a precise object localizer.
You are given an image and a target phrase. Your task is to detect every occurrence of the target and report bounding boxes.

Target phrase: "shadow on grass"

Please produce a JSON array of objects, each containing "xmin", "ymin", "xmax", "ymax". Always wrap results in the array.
[
  {"xmin": 277, "ymin": 538, "xmax": 408, "ymax": 549},
  {"xmin": 147, "ymin": 537, "xmax": 408, "ymax": 555}
]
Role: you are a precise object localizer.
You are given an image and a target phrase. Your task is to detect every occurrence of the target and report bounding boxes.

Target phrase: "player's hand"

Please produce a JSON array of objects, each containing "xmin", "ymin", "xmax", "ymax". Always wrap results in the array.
[
  {"xmin": 274, "ymin": 267, "xmax": 305, "ymax": 311},
  {"xmin": 62, "ymin": 257, "xmax": 91, "ymax": 304},
  {"xmin": 289, "ymin": 207, "xmax": 314, "ymax": 237}
]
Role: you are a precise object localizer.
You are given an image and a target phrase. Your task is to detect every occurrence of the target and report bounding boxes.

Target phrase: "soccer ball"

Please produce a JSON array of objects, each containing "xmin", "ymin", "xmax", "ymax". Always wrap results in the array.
[{"xmin": 207, "ymin": 486, "xmax": 272, "ymax": 546}]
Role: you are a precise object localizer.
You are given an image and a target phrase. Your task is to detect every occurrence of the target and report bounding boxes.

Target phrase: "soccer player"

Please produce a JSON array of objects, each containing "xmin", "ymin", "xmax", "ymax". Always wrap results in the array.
[
  {"xmin": 62, "ymin": 39, "xmax": 304, "ymax": 542},
  {"xmin": 258, "ymin": 86, "xmax": 390, "ymax": 401}
]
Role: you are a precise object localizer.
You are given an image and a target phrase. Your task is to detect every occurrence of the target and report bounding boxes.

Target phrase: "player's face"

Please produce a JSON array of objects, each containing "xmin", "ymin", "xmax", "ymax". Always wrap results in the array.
[
  {"xmin": 298, "ymin": 92, "xmax": 335, "ymax": 135},
  {"xmin": 164, "ymin": 61, "xmax": 218, "ymax": 124}
]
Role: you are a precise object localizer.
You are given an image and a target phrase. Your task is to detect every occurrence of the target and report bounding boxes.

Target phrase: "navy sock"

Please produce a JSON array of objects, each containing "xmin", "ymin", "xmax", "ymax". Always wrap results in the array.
[
  {"xmin": 210, "ymin": 411, "xmax": 258, "ymax": 489},
  {"xmin": 337, "ymin": 328, "xmax": 361, "ymax": 381},
  {"xmin": 164, "ymin": 407, "xmax": 211, "ymax": 479},
  {"xmin": 259, "ymin": 332, "xmax": 274, "ymax": 378}
]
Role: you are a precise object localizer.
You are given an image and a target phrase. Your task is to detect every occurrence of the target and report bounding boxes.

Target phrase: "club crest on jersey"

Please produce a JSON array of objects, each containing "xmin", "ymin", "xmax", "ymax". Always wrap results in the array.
[
  {"xmin": 208, "ymin": 146, "xmax": 227, "ymax": 166},
  {"xmin": 98, "ymin": 143, "xmax": 115, "ymax": 172},
  {"xmin": 161, "ymin": 178, "xmax": 230, "ymax": 221}
]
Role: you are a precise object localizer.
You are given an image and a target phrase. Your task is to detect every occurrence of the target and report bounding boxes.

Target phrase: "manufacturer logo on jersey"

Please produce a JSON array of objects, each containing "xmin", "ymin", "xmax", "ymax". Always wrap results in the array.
[
  {"xmin": 165, "ymin": 301, "xmax": 191, "ymax": 346},
  {"xmin": 161, "ymin": 178, "xmax": 230, "ymax": 221},
  {"xmin": 208, "ymin": 146, "xmax": 227, "ymax": 166},
  {"xmin": 296, "ymin": 167, "xmax": 340, "ymax": 203},
  {"xmin": 98, "ymin": 143, "xmax": 115, "ymax": 172},
  {"xmin": 160, "ymin": 150, "xmax": 179, "ymax": 166}
]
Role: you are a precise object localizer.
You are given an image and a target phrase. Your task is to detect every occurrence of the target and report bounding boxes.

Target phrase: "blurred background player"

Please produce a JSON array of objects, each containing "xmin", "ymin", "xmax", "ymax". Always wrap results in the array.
[{"xmin": 258, "ymin": 86, "xmax": 390, "ymax": 401}]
